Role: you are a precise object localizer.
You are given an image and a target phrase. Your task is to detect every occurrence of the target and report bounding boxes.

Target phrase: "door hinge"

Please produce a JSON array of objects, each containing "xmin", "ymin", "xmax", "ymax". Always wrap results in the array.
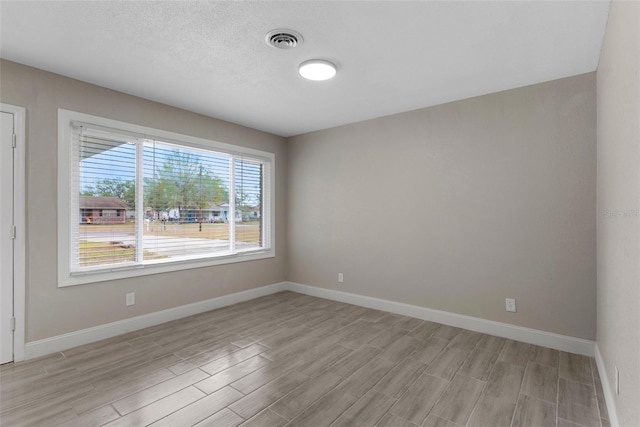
[
  {"xmin": 11, "ymin": 225, "xmax": 16, "ymax": 240},
  {"xmin": 11, "ymin": 317, "xmax": 16, "ymax": 332},
  {"xmin": 12, "ymin": 133, "xmax": 16, "ymax": 148}
]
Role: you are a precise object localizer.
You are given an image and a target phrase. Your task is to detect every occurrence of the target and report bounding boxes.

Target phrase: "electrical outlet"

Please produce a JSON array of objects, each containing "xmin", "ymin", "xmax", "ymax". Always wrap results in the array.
[
  {"xmin": 505, "ymin": 298, "xmax": 516, "ymax": 312},
  {"xmin": 615, "ymin": 365, "xmax": 619, "ymax": 395},
  {"xmin": 338, "ymin": 273, "xmax": 344, "ymax": 283},
  {"xmin": 126, "ymin": 292, "xmax": 135, "ymax": 306}
]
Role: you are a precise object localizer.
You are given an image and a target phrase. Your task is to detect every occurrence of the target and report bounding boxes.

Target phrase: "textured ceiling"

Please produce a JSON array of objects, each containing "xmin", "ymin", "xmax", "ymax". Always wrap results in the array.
[{"xmin": 0, "ymin": 1, "xmax": 610, "ymax": 137}]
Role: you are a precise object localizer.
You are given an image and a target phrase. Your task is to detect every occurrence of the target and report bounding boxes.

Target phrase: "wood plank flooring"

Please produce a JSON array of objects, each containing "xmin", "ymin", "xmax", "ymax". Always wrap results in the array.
[{"xmin": 0, "ymin": 291, "xmax": 607, "ymax": 427}]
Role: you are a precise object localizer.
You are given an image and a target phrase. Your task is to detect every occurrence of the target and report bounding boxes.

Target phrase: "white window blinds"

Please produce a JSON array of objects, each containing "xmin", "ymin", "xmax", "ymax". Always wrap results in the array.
[
  {"xmin": 72, "ymin": 126, "xmax": 137, "ymax": 268},
  {"xmin": 66, "ymin": 118, "xmax": 272, "ymax": 277}
]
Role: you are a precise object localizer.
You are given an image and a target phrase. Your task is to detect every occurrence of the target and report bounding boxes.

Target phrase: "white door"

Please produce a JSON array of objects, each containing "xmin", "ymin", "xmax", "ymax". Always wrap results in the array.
[{"xmin": 0, "ymin": 111, "xmax": 15, "ymax": 364}]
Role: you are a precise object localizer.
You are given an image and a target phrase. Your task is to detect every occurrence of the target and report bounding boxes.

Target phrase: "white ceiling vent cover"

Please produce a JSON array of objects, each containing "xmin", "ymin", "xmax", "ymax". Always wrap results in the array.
[{"xmin": 266, "ymin": 29, "xmax": 303, "ymax": 49}]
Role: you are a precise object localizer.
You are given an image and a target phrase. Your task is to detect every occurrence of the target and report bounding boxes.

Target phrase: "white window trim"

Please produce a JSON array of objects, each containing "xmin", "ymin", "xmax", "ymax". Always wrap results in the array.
[{"xmin": 58, "ymin": 109, "xmax": 275, "ymax": 287}]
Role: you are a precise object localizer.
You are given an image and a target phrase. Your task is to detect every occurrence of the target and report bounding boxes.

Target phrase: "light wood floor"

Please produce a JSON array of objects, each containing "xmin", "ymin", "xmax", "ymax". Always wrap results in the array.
[{"xmin": 1, "ymin": 291, "xmax": 608, "ymax": 427}]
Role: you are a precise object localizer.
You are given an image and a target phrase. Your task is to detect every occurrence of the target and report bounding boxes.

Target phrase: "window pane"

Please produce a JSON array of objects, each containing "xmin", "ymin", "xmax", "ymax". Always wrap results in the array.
[
  {"xmin": 143, "ymin": 141, "xmax": 231, "ymax": 261},
  {"xmin": 63, "ymin": 110, "xmax": 274, "ymax": 285},
  {"xmin": 76, "ymin": 129, "xmax": 136, "ymax": 269},
  {"xmin": 235, "ymin": 158, "xmax": 263, "ymax": 251}
]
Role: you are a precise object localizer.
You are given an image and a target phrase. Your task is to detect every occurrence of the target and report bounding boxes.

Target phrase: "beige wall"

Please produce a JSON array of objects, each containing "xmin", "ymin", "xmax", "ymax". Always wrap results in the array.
[
  {"xmin": 0, "ymin": 55, "xmax": 603, "ymax": 347},
  {"xmin": 596, "ymin": 0, "xmax": 640, "ymax": 425},
  {"xmin": 288, "ymin": 74, "xmax": 597, "ymax": 340},
  {"xmin": 0, "ymin": 60, "xmax": 288, "ymax": 342}
]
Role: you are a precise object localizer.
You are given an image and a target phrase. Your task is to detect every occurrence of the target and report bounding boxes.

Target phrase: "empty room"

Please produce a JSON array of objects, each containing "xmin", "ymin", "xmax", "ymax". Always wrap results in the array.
[{"xmin": 0, "ymin": 1, "xmax": 638, "ymax": 426}]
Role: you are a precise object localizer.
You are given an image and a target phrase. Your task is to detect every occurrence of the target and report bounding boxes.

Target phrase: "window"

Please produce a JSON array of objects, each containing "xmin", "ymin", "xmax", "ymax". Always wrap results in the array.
[{"xmin": 58, "ymin": 110, "xmax": 274, "ymax": 286}]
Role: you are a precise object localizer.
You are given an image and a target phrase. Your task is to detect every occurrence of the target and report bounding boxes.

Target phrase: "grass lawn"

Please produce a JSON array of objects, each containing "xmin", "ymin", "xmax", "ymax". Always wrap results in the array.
[
  {"xmin": 79, "ymin": 240, "xmax": 166, "ymax": 267},
  {"xmin": 79, "ymin": 221, "xmax": 260, "ymax": 243},
  {"xmin": 78, "ymin": 222, "xmax": 261, "ymax": 266},
  {"xmin": 143, "ymin": 222, "xmax": 260, "ymax": 243}
]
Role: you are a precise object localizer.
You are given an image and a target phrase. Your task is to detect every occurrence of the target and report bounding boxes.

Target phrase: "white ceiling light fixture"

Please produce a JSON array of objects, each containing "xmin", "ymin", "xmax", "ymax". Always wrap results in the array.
[{"xmin": 298, "ymin": 59, "xmax": 337, "ymax": 81}]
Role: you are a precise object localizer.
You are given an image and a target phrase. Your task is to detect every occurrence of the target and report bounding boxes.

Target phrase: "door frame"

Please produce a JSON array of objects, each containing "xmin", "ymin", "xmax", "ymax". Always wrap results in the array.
[{"xmin": 1, "ymin": 103, "xmax": 26, "ymax": 362}]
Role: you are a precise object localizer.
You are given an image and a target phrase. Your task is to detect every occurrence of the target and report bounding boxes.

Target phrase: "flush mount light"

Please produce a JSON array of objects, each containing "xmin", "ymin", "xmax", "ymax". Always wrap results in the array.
[{"xmin": 298, "ymin": 59, "xmax": 337, "ymax": 81}]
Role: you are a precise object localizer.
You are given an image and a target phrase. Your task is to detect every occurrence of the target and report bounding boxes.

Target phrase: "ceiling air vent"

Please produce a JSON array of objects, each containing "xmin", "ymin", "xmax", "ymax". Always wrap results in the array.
[{"xmin": 266, "ymin": 29, "xmax": 303, "ymax": 50}]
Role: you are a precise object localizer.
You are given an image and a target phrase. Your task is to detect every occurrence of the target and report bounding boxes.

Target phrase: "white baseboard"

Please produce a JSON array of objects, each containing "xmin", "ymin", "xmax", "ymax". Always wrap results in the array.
[
  {"xmin": 284, "ymin": 282, "xmax": 595, "ymax": 356},
  {"xmin": 595, "ymin": 343, "xmax": 620, "ymax": 427},
  {"xmin": 24, "ymin": 280, "xmax": 595, "ymax": 361},
  {"xmin": 24, "ymin": 282, "xmax": 288, "ymax": 360}
]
